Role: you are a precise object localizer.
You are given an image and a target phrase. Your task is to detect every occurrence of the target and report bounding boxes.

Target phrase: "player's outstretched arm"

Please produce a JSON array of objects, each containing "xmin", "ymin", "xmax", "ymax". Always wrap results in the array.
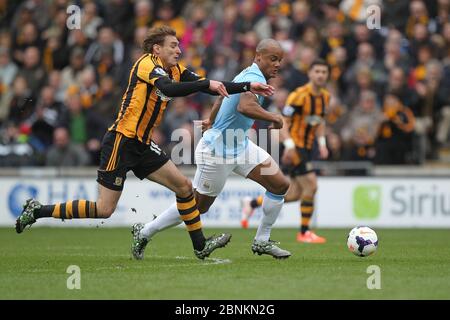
[
  {"xmin": 155, "ymin": 77, "xmax": 230, "ymax": 98},
  {"xmin": 201, "ymin": 81, "xmax": 274, "ymax": 97},
  {"xmin": 237, "ymin": 92, "xmax": 283, "ymax": 128},
  {"xmin": 221, "ymin": 81, "xmax": 274, "ymax": 97},
  {"xmin": 177, "ymin": 67, "xmax": 274, "ymax": 97}
]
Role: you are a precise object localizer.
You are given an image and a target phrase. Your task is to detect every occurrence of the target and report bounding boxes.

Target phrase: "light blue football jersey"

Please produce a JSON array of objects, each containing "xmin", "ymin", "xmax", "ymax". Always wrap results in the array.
[{"xmin": 202, "ymin": 63, "xmax": 266, "ymax": 157}]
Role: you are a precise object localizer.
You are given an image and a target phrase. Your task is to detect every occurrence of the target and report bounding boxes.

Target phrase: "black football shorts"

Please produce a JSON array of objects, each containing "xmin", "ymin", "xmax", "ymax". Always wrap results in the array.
[{"xmin": 97, "ymin": 130, "xmax": 169, "ymax": 191}]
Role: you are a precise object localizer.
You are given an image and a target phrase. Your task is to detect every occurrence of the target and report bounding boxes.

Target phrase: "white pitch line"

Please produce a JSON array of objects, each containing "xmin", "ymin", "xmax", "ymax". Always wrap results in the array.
[
  {"xmin": 89, "ymin": 256, "xmax": 232, "ymax": 271},
  {"xmin": 175, "ymin": 256, "xmax": 232, "ymax": 265}
]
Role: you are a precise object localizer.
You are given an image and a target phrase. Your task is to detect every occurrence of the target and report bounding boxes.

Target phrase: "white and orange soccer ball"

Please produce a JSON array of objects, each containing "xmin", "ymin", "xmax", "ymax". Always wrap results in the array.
[{"xmin": 347, "ymin": 226, "xmax": 378, "ymax": 257}]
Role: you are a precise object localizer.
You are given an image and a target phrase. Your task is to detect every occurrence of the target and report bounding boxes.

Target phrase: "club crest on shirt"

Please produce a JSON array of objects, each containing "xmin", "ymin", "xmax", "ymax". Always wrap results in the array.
[
  {"xmin": 114, "ymin": 177, "xmax": 123, "ymax": 187},
  {"xmin": 153, "ymin": 67, "xmax": 168, "ymax": 76},
  {"xmin": 202, "ymin": 181, "xmax": 210, "ymax": 189}
]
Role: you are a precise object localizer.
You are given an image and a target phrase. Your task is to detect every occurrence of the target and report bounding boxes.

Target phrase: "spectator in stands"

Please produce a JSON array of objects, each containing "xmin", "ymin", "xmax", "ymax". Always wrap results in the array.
[
  {"xmin": 376, "ymin": 93, "xmax": 416, "ymax": 164},
  {"xmin": 28, "ymin": 86, "xmax": 62, "ymax": 151},
  {"xmin": 409, "ymin": 23, "xmax": 432, "ymax": 64},
  {"xmin": 341, "ymin": 90, "xmax": 384, "ymax": 162},
  {"xmin": 344, "ymin": 42, "xmax": 386, "ymax": 92},
  {"xmin": 281, "ymin": 46, "xmax": 316, "ymax": 92},
  {"xmin": 85, "ymin": 26, "xmax": 124, "ymax": 67},
  {"xmin": 327, "ymin": 45, "xmax": 347, "ymax": 94},
  {"xmin": 344, "ymin": 65, "xmax": 378, "ymax": 109},
  {"xmin": 254, "ymin": 4, "xmax": 291, "ymax": 40},
  {"xmin": 410, "ymin": 44, "xmax": 434, "ymax": 84},
  {"xmin": 152, "ymin": 0, "xmax": 186, "ymax": 38},
  {"xmin": 385, "ymin": 67, "xmax": 421, "ymax": 114},
  {"xmin": 104, "ymin": 0, "xmax": 134, "ymax": 43},
  {"xmin": 47, "ymin": 70, "xmax": 65, "ymax": 103},
  {"xmin": 7, "ymin": 75, "xmax": 34, "ymax": 125},
  {"xmin": 436, "ymin": 0, "xmax": 449, "ymax": 32},
  {"xmin": 350, "ymin": 23, "xmax": 384, "ymax": 59},
  {"xmin": 235, "ymin": 0, "xmax": 259, "ymax": 48},
  {"xmin": 16, "ymin": 46, "xmax": 46, "ymax": 97},
  {"xmin": 41, "ymin": 30, "xmax": 70, "ymax": 72},
  {"xmin": 45, "ymin": 127, "xmax": 90, "ymax": 167},
  {"xmin": 42, "ymin": 7, "xmax": 69, "ymax": 53},
  {"xmin": 326, "ymin": 94, "xmax": 349, "ymax": 139},
  {"xmin": 78, "ymin": 68, "xmax": 98, "ymax": 110},
  {"xmin": 0, "ymin": 46, "xmax": 18, "ymax": 123},
  {"xmin": 14, "ymin": 0, "xmax": 50, "ymax": 31},
  {"xmin": 299, "ymin": 25, "xmax": 321, "ymax": 53},
  {"xmin": 0, "ymin": 46, "xmax": 18, "ymax": 90},
  {"xmin": 91, "ymin": 75, "xmax": 120, "ymax": 123},
  {"xmin": 406, "ymin": 0, "xmax": 433, "ymax": 39},
  {"xmin": 320, "ymin": 22, "xmax": 352, "ymax": 63},
  {"xmin": 95, "ymin": 46, "xmax": 120, "ymax": 79},
  {"xmin": 60, "ymin": 47, "xmax": 88, "ymax": 93},
  {"xmin": 181, "ymin": 4, "xmax": 216, "ymax": 50},
  {"xmin": 134, "ymin": 0, "xmax": 153, "ymax": 28},
  {"xmin": 0, "ymin": 1, "xmax": 22, "ymax": 30},
  {"xmin": 414, "ymin": 59, "xmax": 450, "ymax": 161},
  {"xmin": 85, "ymin": 76, "xmax": 121, "ymax": 165},
  {"xmin": 67, "ymin": 29, "xmax": 91, "ymax": 53},
  {"xmin": 384, "ymin": 30, "xmax": 411, "ymax": 72},
  {"xmin": 81, "ymin": 2, "xmax": 104, "ymax": 41},
  {"xmin": 289, "ymin": 1, "xmax": 317, "ymax": 40},
  {"xmin": 58, "ymin": 92, "xmax": 87, "ymax": 146},
  {"xmin": 11, "ymin": 21, "xmax": 42, "ymax": 65},
  {"xmin": 212, "ymin": 4, "xmax": 239, "ymax": 51},
  {"xmin": 382, "ymin": 0, "xmax": 410, "ymax": 31}
]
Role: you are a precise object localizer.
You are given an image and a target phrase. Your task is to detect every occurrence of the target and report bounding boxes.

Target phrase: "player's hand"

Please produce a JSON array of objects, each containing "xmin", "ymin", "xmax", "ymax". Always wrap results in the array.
[
  {"xmin": 249, "ymin": 82, "xmax": 275, "ymax": 97},
  {"xmin": 209, "ymin": 80, "xmax": 229, "ymax": 98},
  {"xmin": 268, "ymin": 114, "xmax": 283, "ymax": 130},
  {"xmin": 318, "ymin": 145, "xmax": 329, "ymax": 159},
  {"xmin": 201, "ymin": 118, "xmax": 211, "ymax": 133}
]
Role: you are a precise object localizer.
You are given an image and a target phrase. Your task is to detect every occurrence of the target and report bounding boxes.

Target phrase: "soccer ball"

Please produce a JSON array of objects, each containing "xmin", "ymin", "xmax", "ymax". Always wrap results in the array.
[{"xmin": 347, "ymin": 226, "xmax": 378, "ymax": 257}]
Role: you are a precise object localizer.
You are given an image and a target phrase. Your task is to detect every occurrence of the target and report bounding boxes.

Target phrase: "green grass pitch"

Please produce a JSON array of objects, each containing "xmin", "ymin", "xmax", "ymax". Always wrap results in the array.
[{"xmin": 1, "ymin": 227, "xmax": 449, "ymax": 299}]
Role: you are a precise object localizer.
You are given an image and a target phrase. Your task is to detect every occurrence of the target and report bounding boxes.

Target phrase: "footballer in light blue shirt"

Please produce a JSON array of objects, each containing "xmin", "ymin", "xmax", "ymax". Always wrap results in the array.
[
  {"xmin": 203, "ymin": 63, "xmax": 267, "ymax": 157},
  {"xmin": 193, "ymin": 39, "xmax": 292, "ymax": 258}
]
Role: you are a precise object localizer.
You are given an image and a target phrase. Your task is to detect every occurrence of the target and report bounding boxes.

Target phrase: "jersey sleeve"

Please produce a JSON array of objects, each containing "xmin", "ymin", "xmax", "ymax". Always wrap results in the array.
[
  {"xmin": 240, "ymin": 71, "xmax": 266, "ymax": 84},
  {"xmin": 282, "ymin": 91, "xmax": 302, "ymax": 117},
  {"xmin": 137, "ymin": 56, "xmax": 170, "ymax": 85},
  {"xmin": 238, "ymin": 71, "xmax": 266, "ymax": 102},
  {"xmin": 179, "ymin": 64, "xmax": 206, "ymax": 82}
]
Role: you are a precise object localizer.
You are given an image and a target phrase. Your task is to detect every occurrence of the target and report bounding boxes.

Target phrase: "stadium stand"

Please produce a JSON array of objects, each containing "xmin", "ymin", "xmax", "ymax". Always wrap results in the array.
[{"xmin": 0, "ymin": 0, "xmax": 449, "ymax": 173}]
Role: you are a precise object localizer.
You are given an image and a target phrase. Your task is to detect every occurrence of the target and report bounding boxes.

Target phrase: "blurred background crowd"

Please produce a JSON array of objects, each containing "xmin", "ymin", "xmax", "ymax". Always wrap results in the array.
[{"xmin": 0, "ymin": 0, "xmax": 449, "ymax": 170}]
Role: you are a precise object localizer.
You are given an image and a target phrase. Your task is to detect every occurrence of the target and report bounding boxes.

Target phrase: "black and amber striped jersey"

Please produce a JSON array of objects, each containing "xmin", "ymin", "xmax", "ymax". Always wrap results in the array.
[
  {"xmin": 282, "ymin": 83, "xmax": 330, "ymax": 150},
  {"xmin": 109, "ymin": 54, "xmax": 205, "ymax": 145}
]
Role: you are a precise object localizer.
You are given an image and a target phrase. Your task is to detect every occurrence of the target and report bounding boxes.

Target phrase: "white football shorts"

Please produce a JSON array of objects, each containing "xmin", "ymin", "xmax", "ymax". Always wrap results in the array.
[{"xmin": 193, "ymin": 137, "xmax": 270, "ymax": 197}]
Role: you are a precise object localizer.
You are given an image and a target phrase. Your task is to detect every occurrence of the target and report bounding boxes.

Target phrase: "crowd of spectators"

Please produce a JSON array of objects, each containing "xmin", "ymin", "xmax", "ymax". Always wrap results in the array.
[{"xmin": 0, "ymin": 0, "xmax": 449, "ymax": 169}]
